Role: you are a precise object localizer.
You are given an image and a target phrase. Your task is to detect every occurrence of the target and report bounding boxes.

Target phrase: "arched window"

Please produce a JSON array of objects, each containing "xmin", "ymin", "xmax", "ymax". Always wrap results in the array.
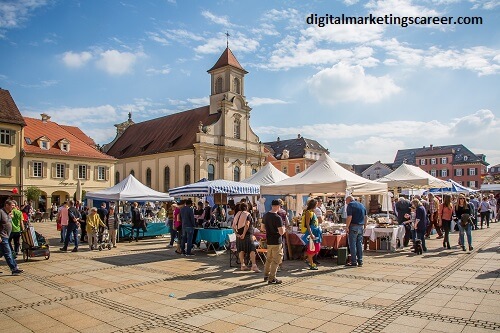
[
  {"xmin": 233, "ymin": 77, "xmax": 240, "ymax": 94},
  {"xmin": 295, "ymin": 165, "xmax": 300, "ymax": 174},
  {"xmin": 234, "ymin": 119, "xmax": 241, "ymax": 139},
  {"xmin": 164, "ymin": 166, "xmax": 170, "ymax": 192},
  {"xmin": 115, "ymin": 171, "xmax": 120, "ymax": 185},
  {"xmin": 184, "ymin": 165, "xmax": 191, "ymax": 185},
  {"xmin": 208, "ymin": 164, "xmax": 215, "ymax": 181},
  {"xmin": 283, "ymin": 166, "xmax": 288, "ymax": 175},
  {"xmin": 146, "ymin": 168, "xmax": 152, "ymax": 187},
  {"xmin": 252, "ymin": 168, "xmax": 257, "ymax": 174},
  {"xmin": 233, "ymin": 166, "xmax": 240, "ymax": 182},
  {"xmin": 215, "ymin": 77, "xmax": 223, "ymax": 94},
  {"xmin": 130, "ymin": 169, "xmax": 135, "ymax": 176}
]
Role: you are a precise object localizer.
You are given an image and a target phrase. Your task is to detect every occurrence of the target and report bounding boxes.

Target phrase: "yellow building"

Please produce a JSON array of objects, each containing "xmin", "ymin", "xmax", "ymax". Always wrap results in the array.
[
  {"xmin": 104, "ymin": 48, "xmax": 264, "ymax": 191},
  {"xmin": 0, "ymin": 89, "xmax": 26, "ymax": 206},
  {"xmin": 22, "ymin": 114, "xmax": 116, "ymax": 208}
]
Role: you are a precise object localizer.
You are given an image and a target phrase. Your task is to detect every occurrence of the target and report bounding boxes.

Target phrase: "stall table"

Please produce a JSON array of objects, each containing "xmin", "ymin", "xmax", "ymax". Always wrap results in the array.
[
  {"xmin": 363, "ymin": 225, "xmax": 405, "ymax": 252},
  {"xmin": 195, "ymin": 228, "xmax": 234, "ymax": 254},
  {"xmin": 119, "ymin": 222, "xmax": 170, "ymax": 241}
]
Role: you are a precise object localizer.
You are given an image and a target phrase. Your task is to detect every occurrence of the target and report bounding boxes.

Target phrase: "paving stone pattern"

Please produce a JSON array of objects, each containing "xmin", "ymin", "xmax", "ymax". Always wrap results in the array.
[{"xmin": 0, "ymin": 221, "xmax": 499, "ymax": 333}]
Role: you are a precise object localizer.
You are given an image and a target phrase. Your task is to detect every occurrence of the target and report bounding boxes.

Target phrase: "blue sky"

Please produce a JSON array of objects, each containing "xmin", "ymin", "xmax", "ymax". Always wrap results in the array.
[{"xmin": 1, "ymin": 0, "xmax": 499, "ymax": 166}]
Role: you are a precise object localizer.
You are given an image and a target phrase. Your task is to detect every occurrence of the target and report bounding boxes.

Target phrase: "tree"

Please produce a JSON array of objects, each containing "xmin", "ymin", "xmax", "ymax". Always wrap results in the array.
[{"xmin": 25, "ymin": 186, "xmax": 42, "ymax": 203}]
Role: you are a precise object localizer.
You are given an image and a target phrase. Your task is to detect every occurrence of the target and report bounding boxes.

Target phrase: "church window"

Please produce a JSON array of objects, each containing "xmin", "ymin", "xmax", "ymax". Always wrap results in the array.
[
  {"xmin": 234, "ymin": 119, "xmax": 241, "ymax": 139},
  {"xmin": 184, "ymin": 165, "xmax": 191, "ymax": 185},
  {"xmin": 115, "ymin": 171, "xmax": 120, "ymax": 185},
  {"xmin": 164, "ymin": 166, "xmax": 170, "ymax": 191},
  {"xmin": 130, "ymin": 169, "xmax": 135, "ymax": 176},
  {"xmin": 233, "ymin": 166, "xmax": 240, "ymax": 182},
  {"xmin": 233, "ymin": 78, "xmax": 240, "ymax": 94},
  {"xmin": 208, "ymin": 164, "xmax": 215, "ymax": 181},
  {"xmin": 146, "ymin": 168, "xmax": 152, "ymax": 187},
  {"xmin": 215, "ymin": 77, "xmax": 223, "ymax": 94}
]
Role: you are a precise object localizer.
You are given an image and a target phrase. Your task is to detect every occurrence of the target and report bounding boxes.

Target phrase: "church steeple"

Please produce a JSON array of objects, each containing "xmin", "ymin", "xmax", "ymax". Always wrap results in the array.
[{"xmin": 208, "ymin": 47, "xmax": 248, "ymax": 114}]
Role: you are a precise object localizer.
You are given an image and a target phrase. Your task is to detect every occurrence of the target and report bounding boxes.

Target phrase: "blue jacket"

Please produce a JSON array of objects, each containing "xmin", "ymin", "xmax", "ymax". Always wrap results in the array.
[
  {"xmin": 415, "ymin": 205, "xmax": 427, "ymax": 232},
  {"xmin": 180, "ymin": 206, "xmax": 196, "ymax": 228}
]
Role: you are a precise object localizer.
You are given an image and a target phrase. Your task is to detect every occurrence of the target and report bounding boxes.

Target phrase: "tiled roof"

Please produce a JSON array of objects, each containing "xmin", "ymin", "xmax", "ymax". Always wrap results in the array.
[
  {"xmin": 264, "ymin": 136, "xmax": 329, "ymax": 160},
  {"xmin": 106, "ymin": 106, "xmax": 221, "ymax": 159},
  {"xmin": 0, "ymin": 89, "xmax": 26, "ymax": 126},
  {"xmin": 352, "ymin": 164, "xmax": 372, "ymax": 175},
  {"xmin": 208, "ymin": 47, "xmax": 247, "ymax": 73},
  {"xmin": 393, "ymin": 144, "xmax": 487, "ymax": 167},
  {"xmin": 59, "ymin": 124, "xmax": 96, "ymax": 147},
  {"xmin": 23, "ymin": 117, "xmax": 115, "ymax": 160}
]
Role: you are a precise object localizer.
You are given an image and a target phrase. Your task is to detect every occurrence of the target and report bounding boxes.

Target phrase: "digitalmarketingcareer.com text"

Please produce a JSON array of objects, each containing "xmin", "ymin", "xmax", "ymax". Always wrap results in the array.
[{"xmin": 307, "ymin": 13, "xmax": 483, "ymax": 28}]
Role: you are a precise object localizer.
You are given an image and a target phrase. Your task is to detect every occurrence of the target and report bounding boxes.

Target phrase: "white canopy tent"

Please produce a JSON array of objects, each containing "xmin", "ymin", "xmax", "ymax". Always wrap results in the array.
[
  {"xmin": 376, "ymin": 163, "xmax": 451, "ymax": 189},
  {"xmin": 261, "ymin": 154, "xmax": 388, "ymax": 196},
  {"xmin": 86, "ymin": 174, "xmax": 173, "ymax": 201},
  {"xmin": 241, "ymin": 163, "xmax": 289, "ymax": 185}
]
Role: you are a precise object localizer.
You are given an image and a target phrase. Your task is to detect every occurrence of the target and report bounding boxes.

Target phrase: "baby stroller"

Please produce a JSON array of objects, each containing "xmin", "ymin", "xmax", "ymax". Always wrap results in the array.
[
  {"xmin": 21, "ymin": 223, "xmax": 50, "ymax": 262},
  {"xmin": 97, "ymin": 228, "xmax": 112, "ymax": 251}
]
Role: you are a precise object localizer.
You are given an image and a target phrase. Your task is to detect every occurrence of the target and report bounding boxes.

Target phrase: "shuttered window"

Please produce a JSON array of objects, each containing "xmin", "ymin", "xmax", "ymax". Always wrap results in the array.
[
  {"xmin": 0, "ymin": 129, "xmax": 15, "ymax": 145},
  {"xmin": 56, "ymin": 163, "xmax": 65, "ymax": 178},
  {"xmin": 78, "ymin": 165, "xmax": 87, "ymax": 179},
  {"xmin": 0, "ymin": 159, "xmax": 12, "ymax": 176}
]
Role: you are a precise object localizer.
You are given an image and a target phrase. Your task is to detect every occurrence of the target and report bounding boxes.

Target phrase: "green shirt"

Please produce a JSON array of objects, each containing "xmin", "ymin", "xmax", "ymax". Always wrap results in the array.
[{"xmin": 11, "ymin": 209, "xmax": 23, "ymax": 233}]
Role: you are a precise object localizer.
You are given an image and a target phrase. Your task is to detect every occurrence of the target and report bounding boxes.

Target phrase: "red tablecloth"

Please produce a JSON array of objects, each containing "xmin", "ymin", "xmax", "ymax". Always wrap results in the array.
[{"xmin": 288, "ymin": 232, "xmax": 347, "ymax": 250}]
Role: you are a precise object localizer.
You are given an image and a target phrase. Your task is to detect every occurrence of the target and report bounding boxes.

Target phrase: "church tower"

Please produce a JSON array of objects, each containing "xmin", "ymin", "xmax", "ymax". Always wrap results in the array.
[{"xmin": 207, "ymin": 47, "xmax": 248, "ymax": 115}]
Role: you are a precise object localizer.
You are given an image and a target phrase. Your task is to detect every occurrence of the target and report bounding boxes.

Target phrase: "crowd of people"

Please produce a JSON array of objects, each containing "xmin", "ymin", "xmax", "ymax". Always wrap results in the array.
[{"xmin": 394, "ymin": 193, "xmax": 498, "ymax": 253}]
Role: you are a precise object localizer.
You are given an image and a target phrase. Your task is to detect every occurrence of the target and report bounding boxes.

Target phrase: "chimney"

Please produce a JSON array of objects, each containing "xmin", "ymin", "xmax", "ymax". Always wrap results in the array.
[
  {"xmin": 298, "ymin": 134, "xmax": 301, "ymax": 139},
  {"xmin": 41, "ymin": 113, "xmax": 51, "ymax": 123},
  {"xmin": 277, "ymin": 137, "xmax": 280, "ymax": 142},
  {"xmin": 430, "ymin": 144, "xmax": 433, "ymax": 150}
]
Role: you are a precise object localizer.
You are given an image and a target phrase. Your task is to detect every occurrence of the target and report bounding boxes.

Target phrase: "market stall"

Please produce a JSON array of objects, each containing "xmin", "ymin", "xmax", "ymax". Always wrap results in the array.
[{"xmin": 376, "ymin": 163, "xmax": 451, "ymax": 189}]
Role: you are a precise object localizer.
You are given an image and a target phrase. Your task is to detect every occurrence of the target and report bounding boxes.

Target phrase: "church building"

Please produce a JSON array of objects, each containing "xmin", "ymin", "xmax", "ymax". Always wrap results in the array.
[{"xmin": 103, "ymin": 48, "xmax": 264, "ymax": 192}]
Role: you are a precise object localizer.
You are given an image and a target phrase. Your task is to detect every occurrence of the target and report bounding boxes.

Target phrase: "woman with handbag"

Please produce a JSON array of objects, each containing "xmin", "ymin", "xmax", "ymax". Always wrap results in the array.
[
  {"xmin": 438, "ymin": 194, "xmax": 454, "ymax": 250},
  {"xmin": 301, "ymin": 199, "xmax": 322, "ymax": 270},
  {"xmin": 455, "ymin": 195, "xmax": 473, "ymax": 251},
  {"xmin": 233, "ymin": 202, "xmax": 260, "ymax": 272}
]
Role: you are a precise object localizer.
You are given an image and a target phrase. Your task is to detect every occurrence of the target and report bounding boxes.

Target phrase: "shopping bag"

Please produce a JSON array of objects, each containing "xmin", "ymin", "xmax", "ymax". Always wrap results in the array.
[{"xmin": 308, "ymin": 236, "xmax": 315, "ymax": 252}]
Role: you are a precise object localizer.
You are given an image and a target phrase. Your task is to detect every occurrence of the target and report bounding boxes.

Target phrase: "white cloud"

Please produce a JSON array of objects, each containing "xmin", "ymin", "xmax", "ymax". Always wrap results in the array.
[
  {"xmin": 195, "ymin": 32, "xmax": 259, "ymax": 54},
  {"xmin": 255, "ymin": 109, "xmax": 500, "ymax": 164},
  {"xmin": 96, "ymin": 49, "xmax": 143, "ymax": 75},
  {"xmin": 201, "ymin": 10, "xmax": 234, "ymax": 27},
  {"xmin": 307, "ymin": 62, "xmax": 401, "ymax": 104},
  {"xmin": 147, "ymin": 32, "xmax": 169, "ymax": 46},
  {"xmin": 162, "ymin": 29, "xmax": 204, "ymax": 43},
  {"xmin": 0, "ymin": 0, "xmax": 48, "ymax": 29},
  {"xmin": 61, "ymin": 51, "xmax": 93, "ymax": 68},
  {"xmin": 187, "ymin": 97, "xmax": 209, "ymax": 106},
  {"xmin": 118, "ymin": 98, "xmax": 155, "ymax": 113},
  {"xmin": 248, "ymin": 97, "xmax": 290, "ymax": 106},
  {"xmin": 304, "ymin": 24, "xmax": 385, "ymax": 44},
  {"xmin": 24, "ymin": 105, "xmax": 118, "ymax": 126},
  {"xmin": 20, "ymin": 79, "xmax": 58, "ymax": 88},
  {"xmin": 470, "ymin": 0, "xmax": 500, "ymax": 10},
  {"xmin": 146, "ymin": 65, "xmax": 170, "ymax": 75}
]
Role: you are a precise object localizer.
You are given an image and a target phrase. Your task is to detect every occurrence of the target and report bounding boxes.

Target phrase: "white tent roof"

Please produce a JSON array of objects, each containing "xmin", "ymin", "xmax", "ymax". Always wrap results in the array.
[
  {"xmin": 261, "ymin": 154, "xmax": 387, "ymax": 195},
  {"xmin": 86, "ymin": 174, "xmax": 173, "ymax": 201},
  {"xmin": 376, "ymin": 163, "xmax": 451, "ymax": 189},
  {"xmin": 481, "ymin": 183, "xmax": 500, "ymax": 192},
  {"xmin": 241, "ymin": 163, "xmax": 289, "ymax": 185}
]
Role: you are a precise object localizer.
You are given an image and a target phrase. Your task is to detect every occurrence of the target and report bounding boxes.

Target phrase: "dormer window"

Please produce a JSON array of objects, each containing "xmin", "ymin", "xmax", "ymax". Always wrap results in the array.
[
  {"xmin": 464, "ymin": 156, "xmax": 468, "ymax": 161},
  {"xmin": 37, "ymin": 136, "xmax": 51, "ymax": 150},
  {"xmin": 58, "ymin": 138, "xmax": 70, "ymax": 152}
]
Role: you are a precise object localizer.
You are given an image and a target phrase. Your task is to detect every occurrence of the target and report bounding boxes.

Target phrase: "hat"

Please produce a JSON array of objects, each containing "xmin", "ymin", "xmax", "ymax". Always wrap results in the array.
[{"xmin": 271, "ymin": 199, "xmax": 280, "ymax": 206}]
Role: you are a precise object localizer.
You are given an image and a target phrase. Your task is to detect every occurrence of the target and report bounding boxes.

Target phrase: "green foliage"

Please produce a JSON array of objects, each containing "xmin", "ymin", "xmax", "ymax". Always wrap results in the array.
[{"xmin": 25, "ymin": 186, "xmax": 42, "ymax": 202}]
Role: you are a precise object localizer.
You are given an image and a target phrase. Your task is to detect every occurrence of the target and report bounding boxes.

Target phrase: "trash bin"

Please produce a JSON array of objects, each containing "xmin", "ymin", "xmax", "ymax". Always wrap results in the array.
[{"xmin": 337, "ymin": 247, "xmax": 348, "ymax": 265}]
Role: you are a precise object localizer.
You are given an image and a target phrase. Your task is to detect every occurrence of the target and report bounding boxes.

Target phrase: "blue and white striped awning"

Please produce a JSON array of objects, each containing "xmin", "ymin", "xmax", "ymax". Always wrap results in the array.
[
  {"xmin": 425, "ymin": 179, "xmax": 479, "ymax": 195},
  {"xmin": 168, "ymin": 179, "xmax": 260, "ymax": 197}
]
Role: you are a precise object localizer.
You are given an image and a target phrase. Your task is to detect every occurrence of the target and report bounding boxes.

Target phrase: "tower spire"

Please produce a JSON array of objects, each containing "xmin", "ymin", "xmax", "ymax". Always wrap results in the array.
[{"xmin": 225, "ymin": 31, "xmax": 230, "ymax": 48}]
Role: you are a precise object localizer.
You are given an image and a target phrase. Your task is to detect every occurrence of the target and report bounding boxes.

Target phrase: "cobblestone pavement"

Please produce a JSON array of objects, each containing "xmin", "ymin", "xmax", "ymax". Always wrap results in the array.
[{"xmin": 1, "ymin": 222, "xmax": 499, "ymax": 333}]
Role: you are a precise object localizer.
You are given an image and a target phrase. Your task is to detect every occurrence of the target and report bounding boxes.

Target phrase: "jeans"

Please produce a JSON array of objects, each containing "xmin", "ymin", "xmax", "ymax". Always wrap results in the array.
[
  {"xmin": 458, "ymin": 223, "xmax": 472, "ymax": 247},
  {"xmin": 415, "ymin": 230, "xmax": 427, "ymax": 251},
  {"xmin": 182, "ymin": 227, "xmax": 194, "ymax": 255},
  {"xmin": 0, "ymin": 237, "xmax": 18, "ymax": 272},
  {"xmin": 9, "ymin": 231, "xmax": 21, "ymax": 254},
  {"xmin": 168, "ymin": 219, "xmax": 177, "ymax": 246},
  {"xmin": 264, "ymin": 244, "xmax": 283, "ymax": 281},
  {"xmin": 63, "ymin": 223, "xmax": 79, "ymax": 249},
  {"xmin": 480, "ymin": 212, "xmax": 490, "ymax": 228},
  {"xmin": 348, "ymin": 224, "xmax": 364, "ymax": 265}
]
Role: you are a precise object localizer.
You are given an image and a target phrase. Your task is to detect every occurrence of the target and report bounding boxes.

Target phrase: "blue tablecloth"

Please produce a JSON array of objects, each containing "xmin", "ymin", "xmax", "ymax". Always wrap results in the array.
[
  {"xmin": 119, "ymin": 223, "xmax": 170, "ymax": 240},
  {"xmin": 195, "ymin": 228, "xmax": 233, "ymax": 245}
]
